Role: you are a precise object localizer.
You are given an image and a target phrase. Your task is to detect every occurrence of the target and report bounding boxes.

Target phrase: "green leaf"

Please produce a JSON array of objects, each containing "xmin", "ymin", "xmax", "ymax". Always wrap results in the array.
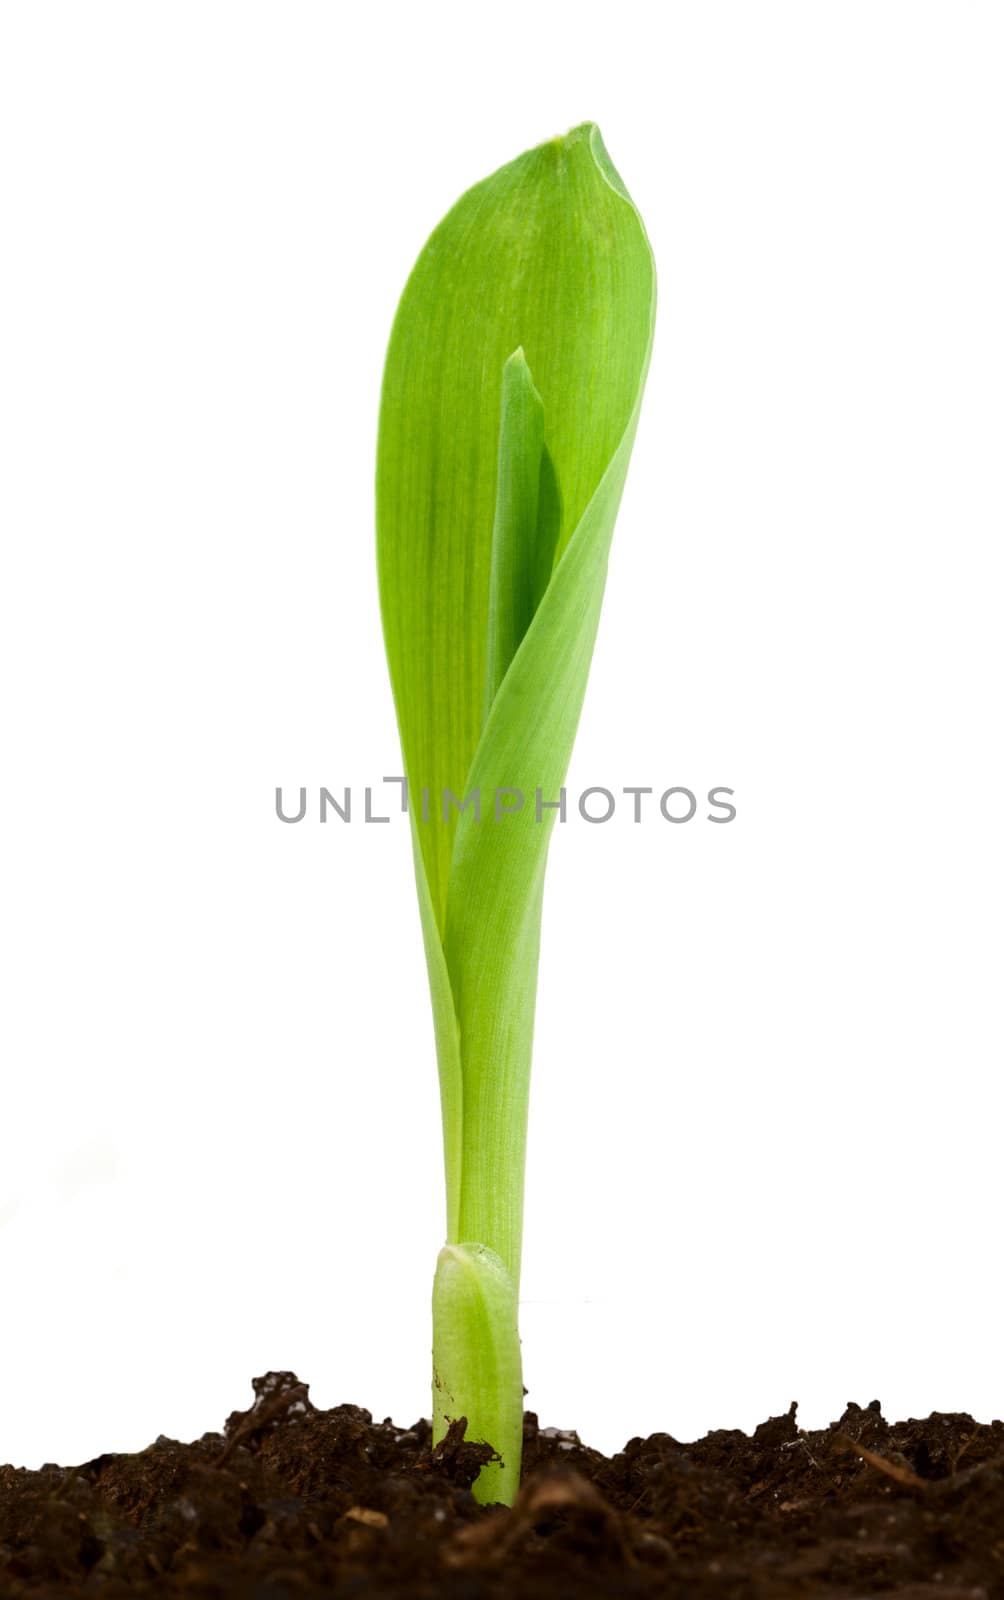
[
  {"xmin": 378, "ymin": 122, "xmax": 655, "ymax": 933},
  {"xmin": 482, "ymin": 349, "xmax": 560, "ymax": 722},
  {"xmin": 377, "ymin": 122, "xmax": 656, "ymax": 1504}
]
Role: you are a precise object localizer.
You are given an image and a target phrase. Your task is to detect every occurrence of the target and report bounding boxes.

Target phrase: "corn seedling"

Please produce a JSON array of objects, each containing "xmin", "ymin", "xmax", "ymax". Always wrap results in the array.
[{"xmin": 376, "ymin": 123, "xmax": 656, "ymax": 1505}]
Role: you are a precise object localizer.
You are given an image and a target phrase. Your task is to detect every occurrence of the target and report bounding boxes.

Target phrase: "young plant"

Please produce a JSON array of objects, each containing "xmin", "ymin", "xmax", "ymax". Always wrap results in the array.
[{"xmin": 376, "ymin": 123, "xmax": 656, "ymax": 1505}]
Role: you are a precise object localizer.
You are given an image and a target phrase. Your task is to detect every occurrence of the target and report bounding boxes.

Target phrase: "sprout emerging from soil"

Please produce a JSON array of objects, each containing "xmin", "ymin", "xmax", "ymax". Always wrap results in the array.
[{"xmin": 376, "ymin": 123, "xmax": 656, "ymax": 1504}]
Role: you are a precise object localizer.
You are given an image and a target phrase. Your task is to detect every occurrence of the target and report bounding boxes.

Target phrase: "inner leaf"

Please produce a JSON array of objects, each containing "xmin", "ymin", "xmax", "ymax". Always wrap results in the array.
[{"xmin": 483, "ymin": 350, "xmax": 562, "ymax": 725}]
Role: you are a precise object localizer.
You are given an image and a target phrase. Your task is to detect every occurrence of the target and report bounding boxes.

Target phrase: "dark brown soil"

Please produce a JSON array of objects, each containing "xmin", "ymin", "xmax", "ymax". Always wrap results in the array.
[{"xmin": 2, "ymin": 1372, "xmax": 1002, "ymax": 1597}]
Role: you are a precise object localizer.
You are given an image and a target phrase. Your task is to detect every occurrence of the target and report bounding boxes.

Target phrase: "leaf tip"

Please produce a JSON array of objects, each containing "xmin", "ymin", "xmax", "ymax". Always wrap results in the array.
[
  {"xmin": 543, "ymin": 122, "xmax": 636, "ymax": 207},
  {"xmin": 585, "ymin": 123, "xmax": 633, "ymax": 204}
]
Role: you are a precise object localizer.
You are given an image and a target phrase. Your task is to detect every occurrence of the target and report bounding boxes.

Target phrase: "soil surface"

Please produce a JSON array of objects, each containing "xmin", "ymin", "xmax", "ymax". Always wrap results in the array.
[{"xmin": 2, "ymin": 1372, "xmax": 1002, "ymax": 1597}]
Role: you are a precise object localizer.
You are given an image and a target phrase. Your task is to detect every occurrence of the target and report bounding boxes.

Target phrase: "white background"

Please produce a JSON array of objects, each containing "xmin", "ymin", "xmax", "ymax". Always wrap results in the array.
[{"xmin": 2, "ymin": 2, "xmax": 1001, "ymax": 1469}]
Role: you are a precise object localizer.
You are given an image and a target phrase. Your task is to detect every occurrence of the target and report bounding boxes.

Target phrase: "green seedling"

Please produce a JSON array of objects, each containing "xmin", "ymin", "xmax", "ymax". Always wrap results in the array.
[{"xmin": 376, "ymin": 123, "xmax": 656, "ymax": 1504}]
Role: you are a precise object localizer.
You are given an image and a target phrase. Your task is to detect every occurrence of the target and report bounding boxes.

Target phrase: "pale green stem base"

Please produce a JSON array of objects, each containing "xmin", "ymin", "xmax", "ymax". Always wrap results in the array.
[{"xmin": 431, "ymin": 1242, "xmax": 523, "ymax": 1505}]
